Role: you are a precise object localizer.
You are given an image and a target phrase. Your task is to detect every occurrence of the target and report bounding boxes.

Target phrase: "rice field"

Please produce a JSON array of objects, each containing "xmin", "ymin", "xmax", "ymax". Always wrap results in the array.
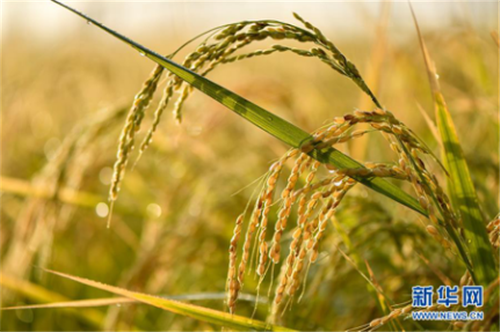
[{"xmin": 1, "ymin": 1, "xmax": 499, "ymax": 331}]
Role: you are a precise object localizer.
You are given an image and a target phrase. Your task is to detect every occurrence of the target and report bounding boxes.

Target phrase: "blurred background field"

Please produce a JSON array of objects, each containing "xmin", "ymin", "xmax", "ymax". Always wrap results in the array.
[{"xmin": 1, "ymin": 1, "xmax": 499, "ymax": 331}]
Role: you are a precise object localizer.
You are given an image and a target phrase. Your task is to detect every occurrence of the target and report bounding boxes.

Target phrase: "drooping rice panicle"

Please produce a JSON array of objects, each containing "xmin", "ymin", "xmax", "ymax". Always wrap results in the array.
[
  {"xmin": 227, "ymin": 214, "xmax": 244, "ymax": 314},
  {"xmin": 138, "ymin": 82, "xmax": 175, "ymax": 154},
  {"xmin": 292, "ymin": 12, "xmax": 381, "ymax": 108},
  {"xmin": 269, "ymin": 153, "xmax": 309, "ymax": 264},
  {"xmin": 109, "ymin": 65, "xmax": 164, "ymax": 207},
  {"xmin": 256, "ymin": 150, "xmax": 299, "ymax": 277},
  {"xmin": 225, "ymin": 104, "xmax": 466, "ymax": 316}
]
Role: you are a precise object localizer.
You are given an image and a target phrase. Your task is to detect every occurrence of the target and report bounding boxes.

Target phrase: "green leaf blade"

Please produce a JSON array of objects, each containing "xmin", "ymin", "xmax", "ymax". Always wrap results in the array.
[
  {"xmin": 410, "ymin": 4, "xmax": 497, "ymax": 285},
  {"xmin": 435, "ymin": 93, "xmax": 497, "ymax": 285}
]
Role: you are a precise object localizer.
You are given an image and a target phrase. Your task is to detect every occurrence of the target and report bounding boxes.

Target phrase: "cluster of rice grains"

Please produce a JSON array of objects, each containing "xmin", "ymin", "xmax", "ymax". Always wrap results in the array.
[
  {"xmin": 225, "ymin": 106, "xmax": 466, "ymax": 324},
  {"xmin": 107, "ymin": 12, "xmax": 381, "ymax": 215}
]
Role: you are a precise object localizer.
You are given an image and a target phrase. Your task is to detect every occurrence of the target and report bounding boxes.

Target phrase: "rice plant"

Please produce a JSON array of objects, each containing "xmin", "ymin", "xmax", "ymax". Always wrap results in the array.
[{"xmin": 1, "ymin": 1, "xmax": 498, "ymax": 331}]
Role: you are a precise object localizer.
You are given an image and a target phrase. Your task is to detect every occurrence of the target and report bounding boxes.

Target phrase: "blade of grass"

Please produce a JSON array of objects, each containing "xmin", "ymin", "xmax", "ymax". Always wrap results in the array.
[
  {"xmin": 51, "ymin": 0, "xmax": 428, "ymax": 218},
  {"xmin": 1, "ymin": 298, "xmax": 135, "ymax": 310},
  {"xmin": 42, "ymin": 269, "xmax": 294, "ymax": 331},
  {"xmin": 410, "ymin": 5, "xmax": 496, "ymax": 286},
  {"xmin": 0, "ymin": 176, "xmax": 101, "ymax": 208},
  {"xmin": 415, "ymin": 102, "xmax": 441, "ymax": 147},
  {"xmin": 1, "ymin": 293, "xmax": 265, "ymax": 311},
  {"xmin": 0, "ymin": 273, "xmax": 105, "ymax": 329}
]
